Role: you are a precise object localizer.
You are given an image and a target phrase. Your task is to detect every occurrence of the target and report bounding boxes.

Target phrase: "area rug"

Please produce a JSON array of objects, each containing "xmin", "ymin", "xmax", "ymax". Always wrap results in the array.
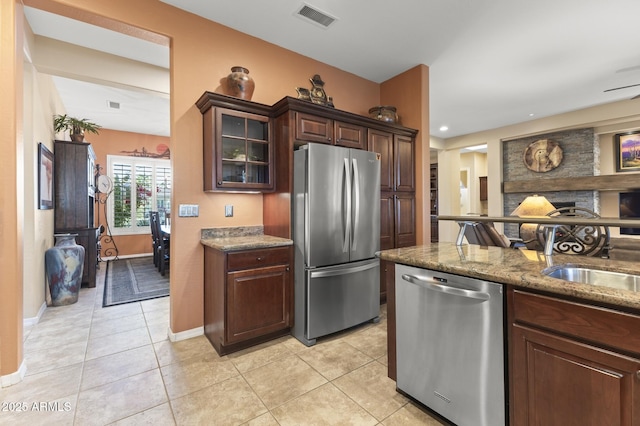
[{"xmin": 103, "ymin": 257, "xmax": 169, "ymax": 307}]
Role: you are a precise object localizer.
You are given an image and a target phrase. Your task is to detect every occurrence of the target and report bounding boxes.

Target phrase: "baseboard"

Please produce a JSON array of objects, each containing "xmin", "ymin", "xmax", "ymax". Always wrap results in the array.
[
  {"xmin": 23, "ymin": 301, "xmax": 47, "ymax": 327},
  {"xmin": 0, "ymin": 359, "xmax": 27, "ymax": 388},
  {"xmin": 101, "ymin": 253, "xmax": 153, "ymax": 261},
  {"xmin": 168, "ymin": 326, "xmax": 204, "ymax": 342}
]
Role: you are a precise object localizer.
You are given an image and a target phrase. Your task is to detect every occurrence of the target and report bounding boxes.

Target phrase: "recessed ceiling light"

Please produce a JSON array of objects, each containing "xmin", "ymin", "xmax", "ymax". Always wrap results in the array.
[
  {"xmin": 529, "ymin": 113, "xmax": 535, "ymax": 117},
  {"xmin": 439, "ymin": 126, "xmax": 449, "ymax": 132}
]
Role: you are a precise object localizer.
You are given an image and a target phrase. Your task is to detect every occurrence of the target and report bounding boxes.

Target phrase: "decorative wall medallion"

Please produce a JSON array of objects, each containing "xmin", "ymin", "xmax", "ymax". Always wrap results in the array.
[{"xmin": 523, "ymin": 139, "xmax": 563, "ymax": 172}]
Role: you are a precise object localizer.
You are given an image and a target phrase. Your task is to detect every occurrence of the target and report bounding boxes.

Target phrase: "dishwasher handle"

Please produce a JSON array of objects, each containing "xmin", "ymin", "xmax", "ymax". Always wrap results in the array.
[{"xmin": 401, "ymin": 274, "xmax": 490, "ymax": 301}]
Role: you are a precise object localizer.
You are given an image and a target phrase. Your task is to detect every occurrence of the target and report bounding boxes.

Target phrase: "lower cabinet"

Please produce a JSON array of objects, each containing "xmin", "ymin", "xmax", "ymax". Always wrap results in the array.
[
  {"xmin": 509, "ymin": 288, "xmax": 640, "ymax": 425},
  {"xmin": 204, "ymin": 245, "xmax": 293, "ymax": 355},
  {"xmin": 380, "ymin": 192, "xmax": 416, "ymax": 250},
  {"xmin": 380, "ymin": 260, "xmax": 396, "ymax": 379}
]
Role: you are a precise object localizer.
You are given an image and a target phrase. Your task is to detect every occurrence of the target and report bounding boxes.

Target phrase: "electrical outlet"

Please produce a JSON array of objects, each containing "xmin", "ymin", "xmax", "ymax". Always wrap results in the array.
[{"xmin": 225, "ymin": 205, "xmax": 233, "ymax": 217}]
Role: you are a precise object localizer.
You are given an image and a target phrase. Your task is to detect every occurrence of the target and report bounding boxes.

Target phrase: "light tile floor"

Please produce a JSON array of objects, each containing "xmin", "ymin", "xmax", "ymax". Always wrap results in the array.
[{"xmin": 1, "ymin": 263, "xmax": 443, "ymax": 425}]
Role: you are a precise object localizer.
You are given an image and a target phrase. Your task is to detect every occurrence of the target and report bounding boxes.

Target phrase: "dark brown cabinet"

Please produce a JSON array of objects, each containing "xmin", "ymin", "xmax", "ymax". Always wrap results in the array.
[
  {"xmin": 380, "ymin": 192, "xmax": 416, "ymax": 250},
  {"xmin": 197, "ymin": 92, "xmax": 274, "ymax": 192},
  {"xmin": 295, "ymin": 111, "xmax": 366, "ymax": 149},
  {"xmin": 54, "ymin": 140, "xmax": 98, "ymax": 288},
  {"xmin": 380, "ymin": 260, "xmax": 396, "ymax": 369},
  {"xmin": 509, "ymin": 289, "xmax": 640, "ymax": 425},
  {"xmin": 479, "ymin": 176, "xmax": 488, "ymax": 201},
  {"xmin": 369, "ymin": 130, "xmax": 416, "ymax": 250},
  {"xmin": 368, "ymin": 129, "xmax": 414, "ymax": 193},
  {"xmin": 204, "ymin": 245, "xmax": 293, "ymax": 355}
]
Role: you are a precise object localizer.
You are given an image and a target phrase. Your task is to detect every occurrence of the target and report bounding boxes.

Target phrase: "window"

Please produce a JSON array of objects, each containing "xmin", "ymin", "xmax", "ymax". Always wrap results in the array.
[{"xmin": 107, "ymin": 155, "xmax": 171, "ymax": 235}]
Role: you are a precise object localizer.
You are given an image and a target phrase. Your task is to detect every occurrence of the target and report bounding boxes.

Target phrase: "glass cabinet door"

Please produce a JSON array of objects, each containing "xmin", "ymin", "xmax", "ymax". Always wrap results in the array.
[{"xmin": 215, "ymin": 108, "xmax": 272, "ymax": 190}]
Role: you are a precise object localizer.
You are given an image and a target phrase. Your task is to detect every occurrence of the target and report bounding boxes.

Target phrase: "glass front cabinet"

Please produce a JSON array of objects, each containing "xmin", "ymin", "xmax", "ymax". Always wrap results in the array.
[
  {"xmin": 198, "ymin": 92, "xmax": 274, "ymax": 192},
  {"xmin": 217, "ymin": 108, "xmax": 271, "ymax": 189}
]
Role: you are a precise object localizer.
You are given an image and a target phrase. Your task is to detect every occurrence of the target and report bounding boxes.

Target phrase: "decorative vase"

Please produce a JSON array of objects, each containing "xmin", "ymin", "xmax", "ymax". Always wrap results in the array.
[
  {"xmin": 45, "ymin": 234, "xmax": 85, "ymax": 306},
  {"xmin": 368, "ymin": 105, "xmax": 399, "ymax": 123},
  {"xmin": 225, "ymin": 66, "xmax": 255, "ymax": 100}
]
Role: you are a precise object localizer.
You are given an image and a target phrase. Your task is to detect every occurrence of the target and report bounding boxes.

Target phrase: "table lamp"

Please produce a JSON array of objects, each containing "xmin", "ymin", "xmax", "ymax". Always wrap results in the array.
[{"xmin": 510, "ymin": 195, "xmax": 556, "ymax": 249}]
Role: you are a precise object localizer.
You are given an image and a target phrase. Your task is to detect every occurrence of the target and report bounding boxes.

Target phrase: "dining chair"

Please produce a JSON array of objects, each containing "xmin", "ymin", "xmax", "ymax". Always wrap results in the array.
[
  {"xmin": 151, "ymin": 211, "xmax": 170, "ymax": 275},
  {"xmin": 150, "ymin": 211, "xmax": 160, "ymax": 267},
  {"xmin": 460, "ymin": 221, "xmax": 520, "ymax": 248}
]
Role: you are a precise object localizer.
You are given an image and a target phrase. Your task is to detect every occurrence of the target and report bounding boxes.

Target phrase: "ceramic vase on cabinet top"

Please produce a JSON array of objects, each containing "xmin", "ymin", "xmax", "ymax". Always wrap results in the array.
[
  {"xmin": 368, "ymin": 105, "xmax": 399, "ymax": 123},
  {"xmin": 45, "ymin": 234, "xmax": 85, "ymax": 306},
  {"xmin": 225, "ymin": 66, "xmax": 255, "ymax": 100}
]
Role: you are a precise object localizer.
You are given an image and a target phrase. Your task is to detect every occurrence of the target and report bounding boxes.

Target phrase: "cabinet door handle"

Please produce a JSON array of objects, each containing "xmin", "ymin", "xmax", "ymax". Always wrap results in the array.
[{"xmin": 256, "ymin": 257, "xmax": 264, "ymax": 261}]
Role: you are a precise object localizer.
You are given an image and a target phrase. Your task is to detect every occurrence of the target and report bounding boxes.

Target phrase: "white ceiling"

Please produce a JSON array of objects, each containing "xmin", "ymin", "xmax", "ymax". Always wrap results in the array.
[{"xmin": 25, "ymin": 0, "xmax": 640, "ymax": 139}]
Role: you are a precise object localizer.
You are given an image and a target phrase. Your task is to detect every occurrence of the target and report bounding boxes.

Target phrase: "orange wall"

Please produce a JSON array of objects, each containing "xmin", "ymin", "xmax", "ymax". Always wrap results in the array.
[
  {"xmin": 22, "ymin": 0, "xmax": 389, "ymax": 337},
  {"xmin": 90, "ymin": 128, "xmax": 170, "ymax": 257}
]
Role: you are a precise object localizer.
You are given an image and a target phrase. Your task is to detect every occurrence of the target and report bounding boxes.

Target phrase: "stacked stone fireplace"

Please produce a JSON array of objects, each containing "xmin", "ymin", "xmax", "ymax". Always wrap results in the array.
[{"xmin": 502, "ymin": 128, "xmax": 599, "ymax": 239}]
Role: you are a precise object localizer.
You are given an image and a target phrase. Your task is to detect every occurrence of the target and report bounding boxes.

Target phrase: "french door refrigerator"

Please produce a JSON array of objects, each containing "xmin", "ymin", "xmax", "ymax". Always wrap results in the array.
[{"xmin": 292, "ymin": 143, "xmax": 380, "ymax": 346}]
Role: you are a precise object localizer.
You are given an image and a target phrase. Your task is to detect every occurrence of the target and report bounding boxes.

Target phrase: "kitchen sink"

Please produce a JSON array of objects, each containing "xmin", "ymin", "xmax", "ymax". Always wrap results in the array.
[{"xmin": 542, "ymin": 265, "xmax": 640, "ymax": 292}]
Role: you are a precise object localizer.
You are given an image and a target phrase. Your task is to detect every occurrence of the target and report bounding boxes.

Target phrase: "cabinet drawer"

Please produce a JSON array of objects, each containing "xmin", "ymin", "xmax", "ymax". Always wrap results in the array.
[
  {"xmin": 512, "ymin": 290, "xmax": 640, "ymax": 356},
  {"xmin": 227, "ymin": 246, "xmax": 291, "ymax": 271}
]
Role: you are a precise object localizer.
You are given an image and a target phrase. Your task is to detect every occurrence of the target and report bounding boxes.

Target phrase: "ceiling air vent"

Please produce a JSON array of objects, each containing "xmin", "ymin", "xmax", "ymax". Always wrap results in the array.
[
  {"xmin": 107, "ymin": 100, "xmax": 120, "ymax": 110},
  {"xmin": 295, "ymin": 3, "xmax": 337, "ymax": 28}
]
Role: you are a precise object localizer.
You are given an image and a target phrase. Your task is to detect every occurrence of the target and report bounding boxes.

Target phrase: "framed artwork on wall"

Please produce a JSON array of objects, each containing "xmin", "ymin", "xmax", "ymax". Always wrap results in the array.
[
  {"xmin": 38, "ymin": 143, "xmax": 54, "ymax": 210},
  {"xmin": 615, "ymin": 131, "xmax": 640, "ymax": 172}
]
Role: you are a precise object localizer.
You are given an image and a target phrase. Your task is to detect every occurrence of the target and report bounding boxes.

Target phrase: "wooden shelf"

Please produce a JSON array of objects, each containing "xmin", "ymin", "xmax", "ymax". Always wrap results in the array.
[{"xmin": 503, "ymin": 174, "xmax": 640, "ymax": 194}]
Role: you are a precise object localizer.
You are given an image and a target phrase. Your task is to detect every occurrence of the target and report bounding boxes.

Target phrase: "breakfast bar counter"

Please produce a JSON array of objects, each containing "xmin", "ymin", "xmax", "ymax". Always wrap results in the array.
[{"xmin": 377, "ymin": 242, "xmax": 640, "ymax": 310}]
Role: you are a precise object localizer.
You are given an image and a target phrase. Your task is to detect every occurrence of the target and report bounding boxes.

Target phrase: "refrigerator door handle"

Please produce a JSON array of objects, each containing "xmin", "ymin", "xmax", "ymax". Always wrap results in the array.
[
  {"xmin": 351, "ymin": 157, "xmax": 360, "ymax": 251},
  {"xmin": 343, "ymin": 157, "xmax": 351, "ymax": 253},
  {"xmin": 309, "ymin": 260, "xmax": 379, "ymax": 278}
]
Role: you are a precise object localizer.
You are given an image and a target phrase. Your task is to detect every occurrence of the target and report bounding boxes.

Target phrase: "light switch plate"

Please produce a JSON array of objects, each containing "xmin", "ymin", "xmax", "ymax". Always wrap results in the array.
[
  {"xmin": 178, "ymin": 204, "xmax": 199, "ymax": 217},
  {"xmin": 225, "ymin": 205, "xmax": 233, "ymax": 217}
]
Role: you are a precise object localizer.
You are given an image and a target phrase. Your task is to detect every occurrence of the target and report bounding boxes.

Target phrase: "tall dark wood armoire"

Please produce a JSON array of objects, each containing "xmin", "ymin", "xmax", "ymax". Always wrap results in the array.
[{"xmin": 54, "ymin": 140, "xmax": 99, "ymax": 288}]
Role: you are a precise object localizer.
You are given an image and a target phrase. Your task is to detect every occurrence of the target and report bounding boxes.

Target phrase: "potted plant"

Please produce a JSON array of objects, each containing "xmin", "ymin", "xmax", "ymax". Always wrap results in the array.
[{"xmin": 54, "ymin": 114, "xmax": 102, "ymax": 142}]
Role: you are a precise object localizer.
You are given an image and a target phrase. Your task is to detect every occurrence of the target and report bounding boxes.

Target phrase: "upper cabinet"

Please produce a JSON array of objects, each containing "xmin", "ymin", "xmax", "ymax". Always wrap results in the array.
[
  {"xmin": 197, "ymin": 92, "xmax": 274, "ymax": 192},
  {"xmin": 368, "ymin": 130, "xmax": 415, "ymax": 192},
  {"xmin": 295, "ymin": 112, "xmax": 366, "ymax": 149}
]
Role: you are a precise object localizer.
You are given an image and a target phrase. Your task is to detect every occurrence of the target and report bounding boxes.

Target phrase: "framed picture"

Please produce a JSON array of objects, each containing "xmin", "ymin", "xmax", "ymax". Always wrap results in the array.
[
  {"xmin": 615, "ymin": 131, "xmax": 640, "ymax": 172},
  {"xmin": 38, "ymin": 143, "xmax": 54, "ymax": 210}
]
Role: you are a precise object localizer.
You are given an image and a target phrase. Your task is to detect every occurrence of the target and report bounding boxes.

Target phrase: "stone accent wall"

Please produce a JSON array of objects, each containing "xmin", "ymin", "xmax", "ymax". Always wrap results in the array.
[{"xmin": 503, "ymin": 128, "xmax": 599, "ymax": 237}]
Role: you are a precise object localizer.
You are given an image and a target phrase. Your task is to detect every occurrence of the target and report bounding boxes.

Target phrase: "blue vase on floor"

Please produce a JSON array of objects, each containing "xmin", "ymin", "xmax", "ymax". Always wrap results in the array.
[{"xmin": 45, "ymin": 233, "xmax": 85, "ymax": 306}]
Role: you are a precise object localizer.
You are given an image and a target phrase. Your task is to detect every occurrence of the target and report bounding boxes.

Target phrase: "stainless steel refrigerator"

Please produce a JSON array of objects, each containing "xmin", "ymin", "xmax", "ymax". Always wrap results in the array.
[{"xmin": 292, "ymin": 143, "xmax": 380, "ymax": 346}]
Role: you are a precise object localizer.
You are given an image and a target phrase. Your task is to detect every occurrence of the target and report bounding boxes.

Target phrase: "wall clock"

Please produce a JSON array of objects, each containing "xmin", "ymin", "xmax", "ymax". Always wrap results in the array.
[
  {"xmin": 97, "ymin": 174, "xmax": 114, "ymax": 194},
  {"xmin": 523, "ymin": 139, "xmax": 563, "ymax": 173}
]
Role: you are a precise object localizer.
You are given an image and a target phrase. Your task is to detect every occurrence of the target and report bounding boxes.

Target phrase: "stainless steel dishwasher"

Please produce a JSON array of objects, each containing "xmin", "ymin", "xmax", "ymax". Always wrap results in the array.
[{"xmin": 395, "ymin": 264, "xmax": 505, "ymax": 426}]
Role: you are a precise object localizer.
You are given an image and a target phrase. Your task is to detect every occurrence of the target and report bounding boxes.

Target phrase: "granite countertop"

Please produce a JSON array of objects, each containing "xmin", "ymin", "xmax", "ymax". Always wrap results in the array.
[
  {"xmin": 377, "ymin": 242, "xmax": 640, "ymax": 311},
  {"xmin": 200, "ymin": 225, "xmax": 293, "ymax": 251}
]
